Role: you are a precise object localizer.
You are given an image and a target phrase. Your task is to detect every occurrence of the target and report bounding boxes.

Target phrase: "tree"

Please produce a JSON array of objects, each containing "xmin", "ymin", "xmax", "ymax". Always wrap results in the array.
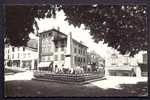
[
  {"xmin": 62, "ymin": 5, "xmax": 147, "ymax": 56},
  {"xmin": 5, "ymin": 5, "xmax": 59, "ymax": 46},
  {"xmin": 5, "ymin": 5, "xmax": 147, "ymax": 56}
]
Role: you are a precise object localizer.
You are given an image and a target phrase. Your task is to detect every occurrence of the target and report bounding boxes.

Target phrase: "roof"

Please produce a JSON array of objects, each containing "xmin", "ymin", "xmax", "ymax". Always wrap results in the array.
[
  {"xmin": 38, "ymin": 28, "xmax": 67, "ymax": 37},
  {"xmin": 72, "ymin": 39, "xmax": 88, "ymax": 48}
]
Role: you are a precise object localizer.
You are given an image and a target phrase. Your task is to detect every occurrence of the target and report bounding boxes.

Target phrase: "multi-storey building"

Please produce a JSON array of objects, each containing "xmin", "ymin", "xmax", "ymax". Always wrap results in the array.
[
  {"xmin": 4, "ymin": 39, "xmax": 38, "ymax": 70},
  {"xmin": 87, "ymin": 51, "xmax": 105, "ymax": 68},
  {"xmin": 38, "ymin": 29, "xmax": 88, "ymax": 70},
  {"xmin": 106, "ymin": 52, "xmax": 148, "ymax": 77},
  {"xmin": 107, "ymin": 53, "xmax": 135, "ymax": 76}
]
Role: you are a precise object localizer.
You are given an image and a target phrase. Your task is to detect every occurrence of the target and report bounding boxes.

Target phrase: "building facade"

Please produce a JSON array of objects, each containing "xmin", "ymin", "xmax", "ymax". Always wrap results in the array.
[
  {"xmin": 138, "ymin": 52, "xmax": 147, "ymax": 76},
  {"xmin": 4, "ymin": 39, "xmax": 38, "ymax": 70},
  {"xmin": 87, "ymin": 51, "xmax": 105, "ymax": 67},
  {"xmin": 107, "ymin": 53, "xmax": 135, "ymax": 76},
  {"xmin": 38, "ymin": 29, "xmax": 88, "ymax": 70}
]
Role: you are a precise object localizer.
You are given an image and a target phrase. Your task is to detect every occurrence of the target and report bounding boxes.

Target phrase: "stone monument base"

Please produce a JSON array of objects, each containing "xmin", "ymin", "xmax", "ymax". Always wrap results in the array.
[{"xmin": 33, "ymin": 70, "xmax": 105, "ymax": 84}]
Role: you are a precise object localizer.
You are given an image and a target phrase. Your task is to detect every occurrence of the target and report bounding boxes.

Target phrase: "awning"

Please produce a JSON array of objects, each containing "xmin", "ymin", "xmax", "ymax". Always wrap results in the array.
[
  {"xmin": 38, "ymin": 62, "xmax": 51, "ymax": 67},
  {"xmin": 108, "ymin": 66, "xmax": 133, "ymax": 71}
]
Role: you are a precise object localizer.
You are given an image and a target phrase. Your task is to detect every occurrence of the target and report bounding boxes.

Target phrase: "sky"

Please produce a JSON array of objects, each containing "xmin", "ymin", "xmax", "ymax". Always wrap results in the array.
[{"xmin": 29, "ymin": 10, "xmax": 146, "ymax": 66}]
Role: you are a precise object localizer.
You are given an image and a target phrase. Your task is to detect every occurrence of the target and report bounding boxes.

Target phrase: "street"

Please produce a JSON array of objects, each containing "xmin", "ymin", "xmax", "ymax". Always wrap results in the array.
[{"xmin": 4, "ymin": 71, "xmax": 148, "ymax": 97}]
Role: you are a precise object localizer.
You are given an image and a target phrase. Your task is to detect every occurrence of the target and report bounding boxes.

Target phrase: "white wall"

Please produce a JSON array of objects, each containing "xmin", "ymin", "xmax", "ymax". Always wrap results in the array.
[{"xmin": 5, "ymin": 46, "xmax": 38, "ymax": 61}]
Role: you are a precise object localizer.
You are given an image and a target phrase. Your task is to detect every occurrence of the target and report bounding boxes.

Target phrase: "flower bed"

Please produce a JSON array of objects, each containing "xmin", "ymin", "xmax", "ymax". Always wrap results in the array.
[{"xmin": 33, "ymin": 70, "xmax": 105, "ymax": 82}]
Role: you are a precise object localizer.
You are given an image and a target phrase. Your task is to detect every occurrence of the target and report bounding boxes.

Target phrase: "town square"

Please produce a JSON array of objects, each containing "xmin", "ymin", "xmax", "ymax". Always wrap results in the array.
[{"xmin": 4, "ymin": 5, "xmax": 148, "ymax": 97}]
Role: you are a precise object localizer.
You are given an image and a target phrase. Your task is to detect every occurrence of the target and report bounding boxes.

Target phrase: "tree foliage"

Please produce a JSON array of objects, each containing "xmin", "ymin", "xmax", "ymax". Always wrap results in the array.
[
  {"xmin": 5, "ymin": 5, "xmax": 59, "ymax": 46},
  {"xmin": 62, "ymin": 5, "xmax": 147, "ymax": 56},
  {"xmin": 5, "ymin": 5, "xmax": 147, "ymax": 56}
]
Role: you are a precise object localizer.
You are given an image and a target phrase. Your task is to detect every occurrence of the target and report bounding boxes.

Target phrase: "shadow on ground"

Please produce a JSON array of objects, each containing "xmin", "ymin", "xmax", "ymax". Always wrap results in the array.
[
  {"xmin": 119, "ymin": 82, "xmax": 148, "ymax": 96},
  {"xmin": 4, "ymin": 80, "xmax": 148, "ymax": 97}
]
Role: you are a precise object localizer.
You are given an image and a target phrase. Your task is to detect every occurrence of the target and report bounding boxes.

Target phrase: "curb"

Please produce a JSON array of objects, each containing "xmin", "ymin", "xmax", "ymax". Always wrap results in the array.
[{"xmin": 32, "ymin": 77, "xmax": 106, "ymax": 85}]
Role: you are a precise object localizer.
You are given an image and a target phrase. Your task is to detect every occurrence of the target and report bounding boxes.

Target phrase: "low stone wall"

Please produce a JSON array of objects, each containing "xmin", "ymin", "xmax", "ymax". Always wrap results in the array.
[{"xmin": 33, "ymin": 70, "xmax": 105, "ymax": 82}]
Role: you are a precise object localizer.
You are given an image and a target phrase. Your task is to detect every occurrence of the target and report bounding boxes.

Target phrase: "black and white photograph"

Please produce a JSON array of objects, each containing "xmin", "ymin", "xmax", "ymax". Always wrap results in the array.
[{"xmin": 4, "ymin": 4, "xmax": 148, "ymax": 97}]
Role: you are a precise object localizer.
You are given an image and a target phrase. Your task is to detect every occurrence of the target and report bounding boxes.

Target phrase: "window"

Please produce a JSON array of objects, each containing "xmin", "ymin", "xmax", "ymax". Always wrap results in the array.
[
  {"xmin": 12, "ymin": 54, "xmax": 14, "ymax": 59},
  {"xmin": 55, "ymin": 41, "xmax": 58, "ymax": 47},
  {"xmin": 80, "ymin": 49, "xmax": 82, "ymax": 55},
  {"xmin": 78, "ymin": 49, "xmax": 80, "ymax": 54},
  {"xmin": 49, "ymin": 33, "xmax": 51, "ymax": 36},
  {"xmin": 48, "ymin": 56, "xmax": 51, "ymax": 61},
  {"xmin": 45, "ymin": 47, "xmax": 47, "ymax": 53},
  {"xmin": 28, "ymin": 53, "xmax": 31, "ymax": 57},
  {"xmin": 74, "ymin": 48, "xmax": 76, "ymax": 53},
  {"xmin": 12, "ymin": 47, "xmax": 14, "ymax": 52},
  {"xmin": 80, "ymin": 58, "xmax": 82, "ymax": 63},
  {"xmin": 83, "ymin": 50, "xmax": 85, "ymax": 55},
  {"xmin": 46, "ymin": 34, "xmax": 48, "ymax": 37},
  {"xmin": 23, "ymin": 47, "xmax": 25, "ymax": 51},
  {"xmin": 61, "ymin": 40, "xmax": 64, "ymax": 45},
  {"xmin": 18, "ymin": 53, "xmax": 19, "ymax": 59},
  {"xmin": 83, "ymin": 58, "xmax": 85, "ymax": 63},
  {"xmin": 61, "ymin": 54, "xmax": 65, "ymax": 60},
  {"xmin": 42, "ymin": 56, "xmax": 45, "ymax": 61},
  {"xmin": 8, "ymin": 55, "xmax": 9, "ymax": 59},
  {"xmin": 74, "ymin": 56, "xmax": 76, "ymax": 64},
  {"xmin": 55, "ymin": 55, "xmax": 58, "ymax": 61},
  {"xmin": 43, "ymin": 34, "xmax": 45, "ymax": 38},
  {"xmin": 143, "ymin": 53, "xmax": 147, "ymax": 63},
  {"xmin": 61, "ymin": 47, "xmax": 64, "ymax": 51},
  {"xmin": 84, "ymin": 50, "xmax": 86, "ymax": 55},
  {"xmin": 23, "ymin": 53, "xmax": 26, "ymax": 58},
  {"xmin": 42, "ymin": 47, "xmax": 45, "ymax": 53},
  {"xmin": 78, "ymin": 57, "xmax": 80, "ymax": 62},
  {"xmin": 42, "ymin": 47, "xmax": 48, "ymax": 53}
]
